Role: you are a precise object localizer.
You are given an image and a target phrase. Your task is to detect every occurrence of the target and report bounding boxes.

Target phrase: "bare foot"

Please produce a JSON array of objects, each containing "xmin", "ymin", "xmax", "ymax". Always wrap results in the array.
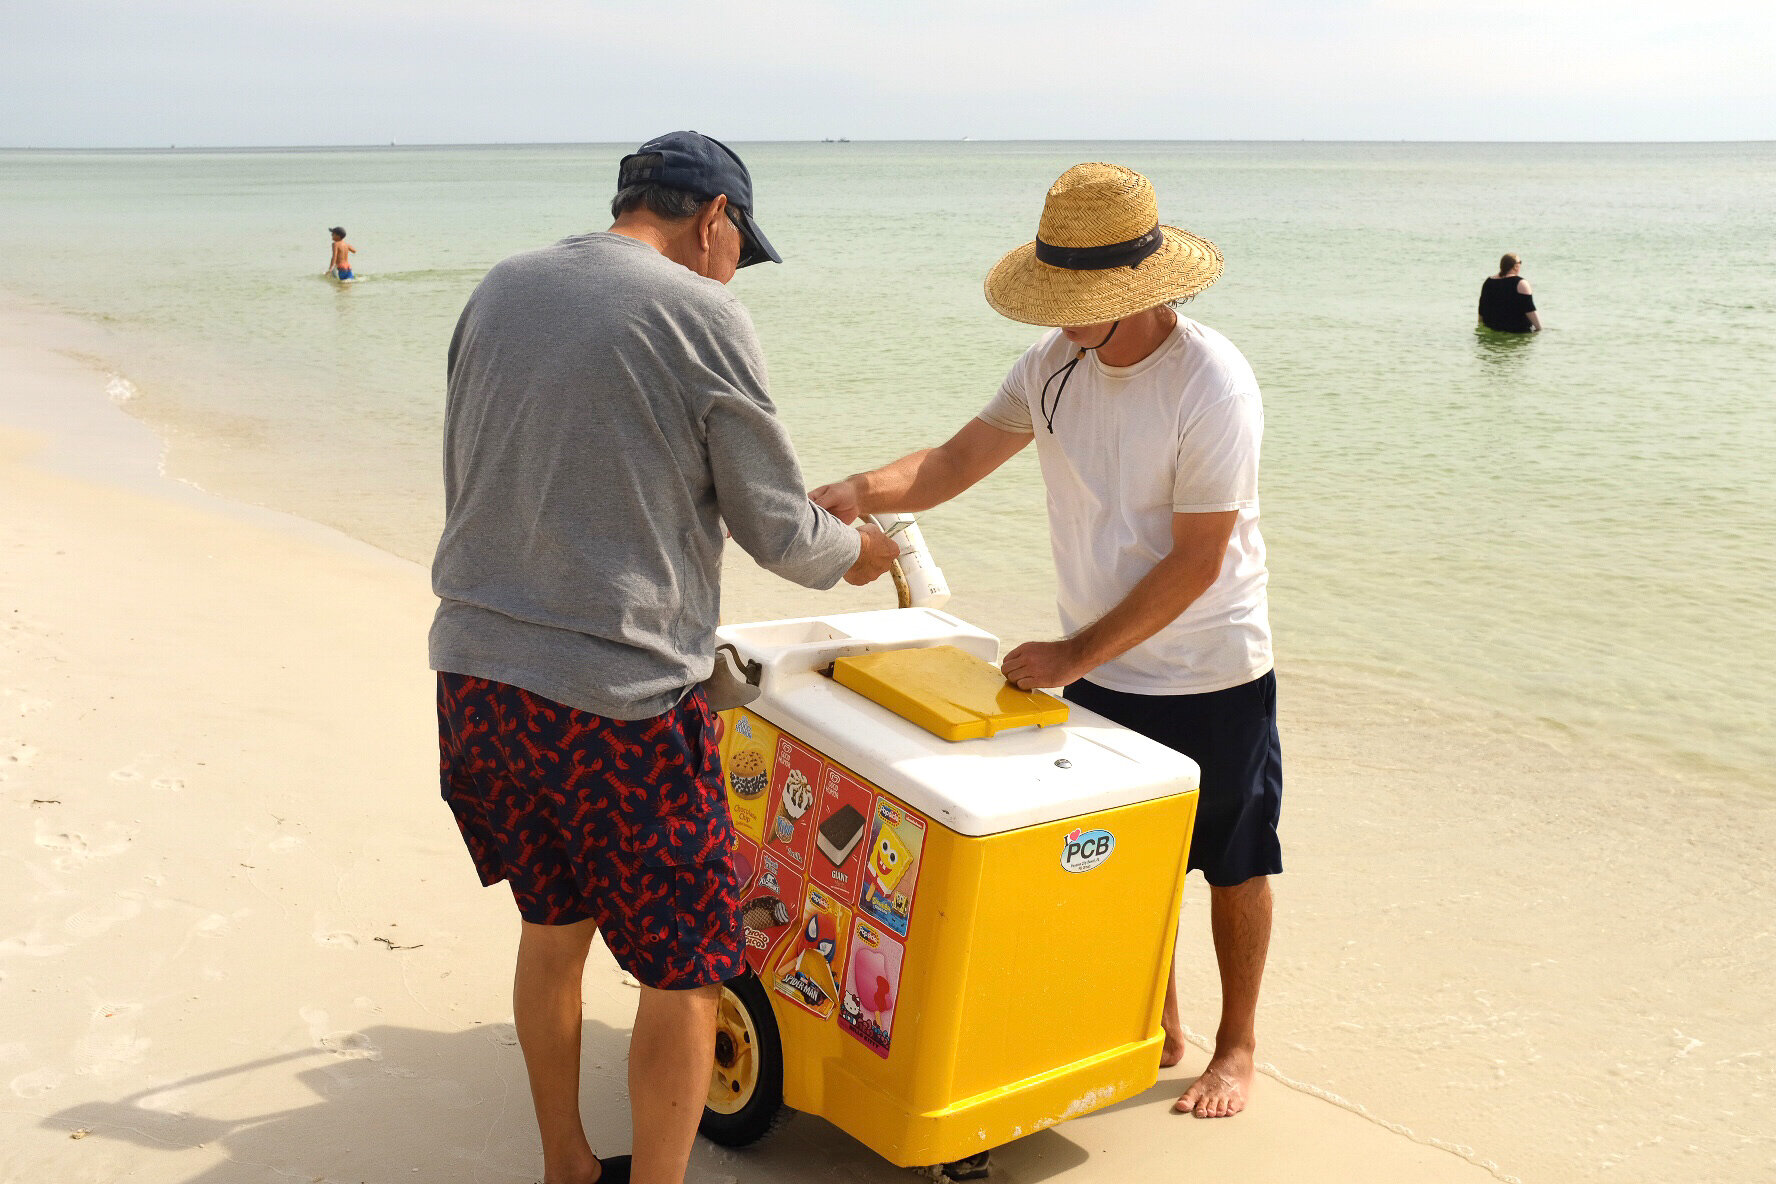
[
  {"xmin": 1159, "ymin": 1027, "xmax": 1188, "ymax": 1069},
  {"xmin": 1174, "ymin": 1046, "xmax": 1253, "ymax": 1118}
]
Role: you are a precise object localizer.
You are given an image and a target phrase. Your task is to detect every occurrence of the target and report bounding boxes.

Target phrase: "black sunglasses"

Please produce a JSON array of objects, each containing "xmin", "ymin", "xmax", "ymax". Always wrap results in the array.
[{"xmin": 725, "ymin": 204, "xmax": 767, "ymax": 268}]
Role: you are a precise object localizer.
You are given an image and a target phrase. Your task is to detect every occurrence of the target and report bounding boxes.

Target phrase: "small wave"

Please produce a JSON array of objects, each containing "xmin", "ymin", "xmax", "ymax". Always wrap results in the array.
[
  {"xmin": 105, "ymin": 374, "xmax": 138, "ymax": 405},
  {"xmin": 355, "ymin": 267, "xmax": 489, "ymax": 283},
  {"xmin": 1173, "ymin": 1024, "xmax": 1523, "ymax": 1184}
]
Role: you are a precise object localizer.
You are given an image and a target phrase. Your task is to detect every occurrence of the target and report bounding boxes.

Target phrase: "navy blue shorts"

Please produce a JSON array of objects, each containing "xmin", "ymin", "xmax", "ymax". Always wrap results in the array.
[
  {"xmin": 436, "ymin": 673, "xmax": 744, "ymax": 990},
  {"xmin": 1064, "ymin": 672, "xmax": 1283, "ymax": 888}
]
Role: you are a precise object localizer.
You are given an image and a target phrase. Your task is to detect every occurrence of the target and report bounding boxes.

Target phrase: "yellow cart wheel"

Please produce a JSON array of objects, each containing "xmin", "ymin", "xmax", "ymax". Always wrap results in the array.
[{"xmin": 699, "ymin": 971, "xmax": 786, "ymax": 1146}]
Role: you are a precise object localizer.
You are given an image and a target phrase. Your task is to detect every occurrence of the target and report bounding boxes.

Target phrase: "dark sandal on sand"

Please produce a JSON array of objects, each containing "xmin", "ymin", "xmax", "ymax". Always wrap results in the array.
[{"xmin": 593, "ymin": 1154, "xmax": 632, "ymax": 1184}]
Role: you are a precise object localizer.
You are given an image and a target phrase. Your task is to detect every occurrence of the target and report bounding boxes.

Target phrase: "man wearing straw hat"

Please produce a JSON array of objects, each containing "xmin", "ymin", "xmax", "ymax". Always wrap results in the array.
[{"xmin": 812, "ymin": 163, "xmax": 1280, "ymax": 1120}]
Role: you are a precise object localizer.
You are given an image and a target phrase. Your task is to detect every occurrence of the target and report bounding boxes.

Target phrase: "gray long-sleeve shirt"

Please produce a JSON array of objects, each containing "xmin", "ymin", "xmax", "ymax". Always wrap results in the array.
[{"xmin": 429, "ymin": 232, "xmax": 859, "ymax": 719}]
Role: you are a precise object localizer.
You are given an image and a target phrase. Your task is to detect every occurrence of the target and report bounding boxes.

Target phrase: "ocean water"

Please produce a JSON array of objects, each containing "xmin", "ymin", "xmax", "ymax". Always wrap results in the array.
[
  {"xmin": 1, "ymin": 141, "xmax": 1770, "ymax": 791},
  {"xmin": 2, "ymin": 142, "xmax": 1774, "ymax": 1182}
]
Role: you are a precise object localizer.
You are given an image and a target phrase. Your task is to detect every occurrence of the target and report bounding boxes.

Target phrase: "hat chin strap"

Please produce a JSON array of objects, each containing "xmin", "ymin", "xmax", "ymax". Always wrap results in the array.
[{"xmin": 1039, "ymin": 320, "xmax": 1121, "ymax": 434}]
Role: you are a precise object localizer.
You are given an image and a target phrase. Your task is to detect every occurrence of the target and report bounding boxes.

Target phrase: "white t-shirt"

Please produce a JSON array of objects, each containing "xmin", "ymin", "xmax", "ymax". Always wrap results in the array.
[{"xmin": 978, "ymin": 315, "xmax": 1272, "ymax": 695}]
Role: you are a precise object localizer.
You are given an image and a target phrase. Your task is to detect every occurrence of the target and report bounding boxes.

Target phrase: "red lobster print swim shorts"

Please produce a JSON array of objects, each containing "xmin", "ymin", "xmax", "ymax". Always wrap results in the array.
[{"xmin": 436, "ymin": 672, "xmax": 743, "ymax": 990}]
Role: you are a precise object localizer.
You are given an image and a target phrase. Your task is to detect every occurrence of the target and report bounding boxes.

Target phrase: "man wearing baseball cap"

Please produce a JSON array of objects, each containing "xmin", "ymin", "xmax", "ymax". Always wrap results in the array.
[
  {"xmin": 813, "ymin": 163, "xmax": 1282, "ymax": 1124},
  {"xmin": 430, "ymin": 131, "xmax": 896, "ymax": 1184}
]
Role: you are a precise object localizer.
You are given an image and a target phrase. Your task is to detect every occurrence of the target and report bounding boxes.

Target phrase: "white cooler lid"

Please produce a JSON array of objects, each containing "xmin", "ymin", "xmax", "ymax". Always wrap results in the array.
[{"xmin": 717, "ymin": 609, "xmax": 1199, "ymax": 837}]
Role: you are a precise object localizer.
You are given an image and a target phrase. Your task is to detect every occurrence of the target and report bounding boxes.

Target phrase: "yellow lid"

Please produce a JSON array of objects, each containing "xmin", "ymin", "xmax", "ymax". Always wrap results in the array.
[{"xmin": 831, "ymin": 645, "xmax": 1069, "ymax": 742}]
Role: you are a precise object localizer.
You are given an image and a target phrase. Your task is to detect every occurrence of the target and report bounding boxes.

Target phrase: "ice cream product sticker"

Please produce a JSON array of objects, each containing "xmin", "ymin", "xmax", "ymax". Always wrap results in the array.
[
  {"xmin": 810, "ymin": 767, "xmax": 875, "ymax": 904},
  {"xmin": 771, "ymin": 885, "xmax": 853, "ymax": 1020},
  {"xmin": 739, "ymin": 849, "xmax": 801, "ymax": 978},
  {"xmin": 839, "ymin": 919, "xmax": 904, "ymax": 1058},
  {"xmin": 721, "ymin": 709, "xmax": 780, "ymax": 846},
  {"xmin": 764, "ymin": 735, "xmax": 822, "ymax": 868},
  {"xmin": 729, "ymin": 832, "xmax": 759, "ymax": 895},
  {"xmin": 858, "ymin": 797, "xmax": 926, "ymax": 938}
]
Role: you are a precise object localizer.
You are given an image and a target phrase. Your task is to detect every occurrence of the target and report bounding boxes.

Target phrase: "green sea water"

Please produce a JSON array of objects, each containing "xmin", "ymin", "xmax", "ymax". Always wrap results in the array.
[{"xmin": 1, "ymin": 141, "xmax": 1772, "ymax": 792}]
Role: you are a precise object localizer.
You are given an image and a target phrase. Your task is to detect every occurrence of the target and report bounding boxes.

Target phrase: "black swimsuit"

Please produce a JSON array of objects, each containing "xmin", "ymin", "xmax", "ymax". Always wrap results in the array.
[{"xmin": 1478, "ymin": 275, "xmax": 1537, "ymax": 333}]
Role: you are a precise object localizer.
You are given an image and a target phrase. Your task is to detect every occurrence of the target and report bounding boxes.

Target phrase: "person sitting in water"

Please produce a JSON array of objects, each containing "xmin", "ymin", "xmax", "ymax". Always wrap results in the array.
[
  {"xmin": 1478, "ymin": 252, "xmax": 1540, "ymax": 333},
  {"xmin": 328, "ymin": 227, "xmax": 356, "ymax": 280}
]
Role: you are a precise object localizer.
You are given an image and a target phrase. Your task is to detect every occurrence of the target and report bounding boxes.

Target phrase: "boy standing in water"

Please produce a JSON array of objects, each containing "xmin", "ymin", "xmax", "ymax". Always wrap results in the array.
[{"xmin": 328, "ymin": 227, "xmax": 356, "ymax": 280}]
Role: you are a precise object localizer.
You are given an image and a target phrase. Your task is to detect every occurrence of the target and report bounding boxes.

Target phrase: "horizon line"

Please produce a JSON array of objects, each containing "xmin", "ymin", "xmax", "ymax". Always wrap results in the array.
[{"xmin": 4, "ymin": 137, "xmax": 1774, "ymax": 153}]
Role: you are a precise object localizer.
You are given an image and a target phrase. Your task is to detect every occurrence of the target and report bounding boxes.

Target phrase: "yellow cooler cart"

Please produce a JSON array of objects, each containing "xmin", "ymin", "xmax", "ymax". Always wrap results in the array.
[{"xmin": 699, "ymin": 607, "xmax": 1199, "ymax": 1172}]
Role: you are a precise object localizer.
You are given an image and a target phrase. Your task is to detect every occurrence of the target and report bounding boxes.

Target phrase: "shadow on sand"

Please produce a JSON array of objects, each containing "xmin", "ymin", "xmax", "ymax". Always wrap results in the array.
[{"xmin": 42, "ymin": 1017, "xmax": 1093, "ymax": 1183}]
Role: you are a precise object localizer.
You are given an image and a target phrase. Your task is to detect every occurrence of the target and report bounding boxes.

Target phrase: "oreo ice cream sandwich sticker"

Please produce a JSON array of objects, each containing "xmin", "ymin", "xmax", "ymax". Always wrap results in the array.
[
  {"xmin": 818, "ymin": 804, "xmax": 865, "ymax": 867},
  {"xmin": 809, "ymin": 767, "xmax": 876, "ymax": 902}
]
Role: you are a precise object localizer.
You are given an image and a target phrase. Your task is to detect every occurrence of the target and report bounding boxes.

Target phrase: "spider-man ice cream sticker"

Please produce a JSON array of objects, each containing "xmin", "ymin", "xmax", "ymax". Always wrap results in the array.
[
  {"xmin": 1061, "ymin": 827, "xmax": 1115, "ymax": 873},
  {"xmin": 771, "ymin": 885, "xmax": 853, "ymax": 1020}
]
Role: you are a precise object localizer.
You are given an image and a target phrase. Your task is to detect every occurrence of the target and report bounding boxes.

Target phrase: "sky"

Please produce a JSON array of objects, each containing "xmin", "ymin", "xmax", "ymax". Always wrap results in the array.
[{"xmin": 3, "ymin": 0, "xmax": 1773, "ymax": 146}]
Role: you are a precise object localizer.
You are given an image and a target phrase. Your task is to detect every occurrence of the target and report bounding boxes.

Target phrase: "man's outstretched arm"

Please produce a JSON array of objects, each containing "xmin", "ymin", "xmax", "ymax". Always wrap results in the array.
[
  {"xmin": 811, "ymin": 417, "xmax": 1030, "ymax": 523},
  {"xmin": 1001, "ymin": 509, "xmax": 1238, "ymax": 691}
]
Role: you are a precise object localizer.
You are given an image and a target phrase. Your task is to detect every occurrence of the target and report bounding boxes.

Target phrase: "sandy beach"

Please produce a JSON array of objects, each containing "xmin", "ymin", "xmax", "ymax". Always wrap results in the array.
[
  {"xmin": 2, "ymin": 297, "xmax": 1771, "ymax": 1184},
  {"xmin": 0, "ymin": 305, "xmax": 1508, "ymax": 1184}
]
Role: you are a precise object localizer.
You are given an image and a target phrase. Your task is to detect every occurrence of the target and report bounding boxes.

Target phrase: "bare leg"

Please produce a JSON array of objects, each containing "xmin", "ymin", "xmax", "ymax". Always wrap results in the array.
[
  {"xmin": 514, "ymin": 917, "xmax": 603, "ymax": 1184},
  {"xmin": 1160, "ymin": 959, "xmax": 1187, "ymax": 1068},
  {"xmin": 629, "ymin": 982, "xmax": 720, "ymax": 1184},
  {"xmin": 1176, "ymin": 875, "xmax": 1271, "ymax": 1118}
]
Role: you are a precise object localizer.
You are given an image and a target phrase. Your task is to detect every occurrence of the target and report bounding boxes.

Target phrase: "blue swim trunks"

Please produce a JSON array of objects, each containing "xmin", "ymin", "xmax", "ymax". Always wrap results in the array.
[
  {"xmin": 1064, "ymin": 671, "xmax": 1283, "ymax": 888},
  {"xmin": 335, "ymin": 267, "xmax": 354, "ymax": 280}
]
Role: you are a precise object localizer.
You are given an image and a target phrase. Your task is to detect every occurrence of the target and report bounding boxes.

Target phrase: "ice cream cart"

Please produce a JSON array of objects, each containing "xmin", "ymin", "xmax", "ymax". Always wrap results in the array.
[{"xmin": 698, "ymin": 605, "xmax": 1200, "ymax": 1172}]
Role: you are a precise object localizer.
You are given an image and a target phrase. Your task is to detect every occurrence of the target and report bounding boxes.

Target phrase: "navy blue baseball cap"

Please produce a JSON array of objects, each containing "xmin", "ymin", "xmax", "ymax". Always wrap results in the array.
[{"xmin": 618, "ymin": 131, "xmax": 781, "ymax": 267}]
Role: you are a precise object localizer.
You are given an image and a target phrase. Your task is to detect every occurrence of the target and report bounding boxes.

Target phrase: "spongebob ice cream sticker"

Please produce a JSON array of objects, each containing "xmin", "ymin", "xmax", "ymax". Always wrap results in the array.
[{"xmin": 859, "ymin": 798, "xmax": 925, "ymax": 938}]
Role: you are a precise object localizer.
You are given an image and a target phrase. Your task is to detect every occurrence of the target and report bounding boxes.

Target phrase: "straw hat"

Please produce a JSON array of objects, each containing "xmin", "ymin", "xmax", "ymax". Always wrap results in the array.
[{"xmin": 983, "ymin": 163, "xmax": 1224, "ymax": 327}]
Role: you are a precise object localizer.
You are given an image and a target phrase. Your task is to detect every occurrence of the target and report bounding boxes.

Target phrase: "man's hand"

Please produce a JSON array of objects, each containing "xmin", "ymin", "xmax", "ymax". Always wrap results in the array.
[
  {"xmin": 810, "ymin": 479, "xmax": 862, "ymax": 525},
  {"xmin": 1000, "ymin": 639, "xmax": 1091, "ymax": 692},
  {"xmin": 843, "ymin": 522, "xmax": 900, "ymax": 586}
]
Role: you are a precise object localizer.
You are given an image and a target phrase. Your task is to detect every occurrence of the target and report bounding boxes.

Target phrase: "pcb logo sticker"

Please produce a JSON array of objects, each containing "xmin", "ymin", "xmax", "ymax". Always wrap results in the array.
[{"xmin": 1061, "ymin": 827, "xmax": 1115, "ymax": 873}]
